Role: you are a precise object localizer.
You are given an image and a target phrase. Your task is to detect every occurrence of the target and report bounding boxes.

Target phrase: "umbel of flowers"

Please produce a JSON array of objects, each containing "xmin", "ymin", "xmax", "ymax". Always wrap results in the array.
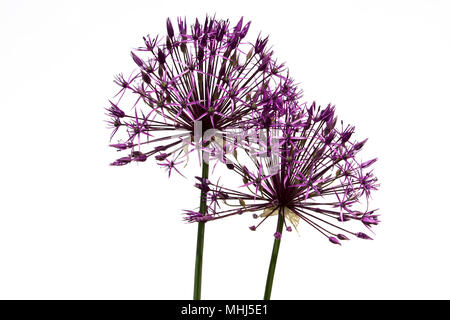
[
  {"xmin": 106, "ymin": 16, "xmax": 300, "ymax": 299},
  {"xmin": 107, "ymin": 16, "xmax": 299, "ymax": 169},
  {"xmin": 185, "ymin": 98, "xmax": 379, "ymax": 299}
]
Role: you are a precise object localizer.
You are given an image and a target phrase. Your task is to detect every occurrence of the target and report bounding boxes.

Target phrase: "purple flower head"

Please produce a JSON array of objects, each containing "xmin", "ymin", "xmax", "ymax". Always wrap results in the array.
[
  {"xmin": 185, "ymin": 100, "xmax": 379, "ymax": 245},
  {"xmin": 107, "ymin": 16, "xmax": 301, "ymax": 175}
]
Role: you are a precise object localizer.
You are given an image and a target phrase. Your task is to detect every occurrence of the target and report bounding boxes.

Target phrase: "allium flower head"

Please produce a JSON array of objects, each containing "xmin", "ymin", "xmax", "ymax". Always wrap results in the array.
[
  {"xmin": 186, "ymin": 100, "xmax": 379, "ymax": 245},
  {"xmin": 107, "ymin": 15, "xmax": 300, "ymax": 174}
]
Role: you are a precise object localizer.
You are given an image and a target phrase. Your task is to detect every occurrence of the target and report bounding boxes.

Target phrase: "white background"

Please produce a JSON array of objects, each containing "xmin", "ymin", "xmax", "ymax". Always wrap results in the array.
[{"xmin": 1, "ymin": 0, "xmax": 449, "ymax": 299}]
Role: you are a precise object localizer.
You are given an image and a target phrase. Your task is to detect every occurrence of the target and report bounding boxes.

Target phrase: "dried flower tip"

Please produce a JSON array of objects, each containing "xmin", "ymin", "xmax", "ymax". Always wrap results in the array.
[
  {"xmin": 131, "ymin": 51, "xmax": 144, "ymax": 68},
  {"xmin": 329, "ymin": 236, "xmax": 341, "ymax": 245},
  {"xmin": 133, "ymin": 153, "xmax": 147, "ymax": 162},
  {"xmin": 157, "ymin": 48, "xmax": 166, "ymax": 65},
  {"xmin": 362, "ymin": 158, "xmax": 378, "ymax": 169},
  {"xmin": 110, "ymin": 156, "xmax": 132, "ymax": 166},
  {"xmin": 155, "ymin": 153, "xmax": 169, "ymax": 161},
  {"xmin": 362, "ymin": 216, "xmax": 379, "ymax": 226},
  {"xmin": 337, "ymin": 234, "xmax": 350, "ymax": 240},
  {"xmin": 166, "ymin": 18, "xmax": 174, "ymax": 38},
  {"xmin": 154, "ymin": 145, "xmax": 169, "ymax": 152},
  {"xmin": 107, "ymin": 102, "xmax": 125, "ymax": 118},
  {"xmin": 109, "ymin": 143, "xmax": 129, "ymax": 150},
  {"xmin": 356, "ymin": 232, "xmax": 373, "ymax": 240}
]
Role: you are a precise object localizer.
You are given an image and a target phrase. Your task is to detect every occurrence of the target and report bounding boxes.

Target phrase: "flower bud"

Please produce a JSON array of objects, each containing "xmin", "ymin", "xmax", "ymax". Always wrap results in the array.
[
  {"xmin": 132, "ymin": 151, "xmax": 147, "ymax": 162},
  {"xmin": 361, "ymin": 158, "xmax": 378, "ymax": 169},
  {"xmin": 353, "ymin": 138, "xmax": 368, "ymax": 152},
  {"xmin": 109, "ymin": 143, "xmax": 129, "ymax": 150},
  {"xmin": 197, "ymin": 47, "xmax": 204, "ymax": 61},
  {"xmin": 131, "ymin": 51, "xmax": 143, "ymax": 68},
  {"xmin": 234, "ymin": 17, "xmax": 243, "ymax": 32},
  {"xmin": 166, "ymin": 18, "xmax": 174, "ymax": 38},
  {"xmin": 337, "ymin": 234, "xmax": 350, "ymax": 240},
  {"xmin": 356, "ymin": 232, "xmax": 373, "ymax": 240},
  {"xmin": 255, "ymin": 36, "xmax": 268, "ymax": 54},
  {"xmin": 157, "ymin": 48, "xmax": 166, "ymax": 65},
  {"xmin": 362, "ymin": 216, "xmax": 379, "ymax": 226},
  {"xmin": 177, "ymin": 17, "xmax": 186, "ymax": 35},
  {"xmin": 110, "ymin": 156, "xmax": 132, "ymax": 166},
  {"xmin": 218, "ymin": 63, "xmax": 226, "ymax": 79},
  {"xmin": 240, "ymin": 22, "xmax": 251, "ymax": 38},
  {"xmin": 108, "ymin": 102, "xmax": 125, "ymax": 118},
  {"xmin": 141, "ymin": 71, "xmax": 151, "ymax": 84},
  {"xmin": 154, "ymin": 145, "xmax": 169, "ymax": 152},
  {"xmin": 155, "ymin": 153, "xmax": 169, "ymax": 161},
  {"xmin": 329, "ymin": 236, "xmax": 341, "ymax": 245}
]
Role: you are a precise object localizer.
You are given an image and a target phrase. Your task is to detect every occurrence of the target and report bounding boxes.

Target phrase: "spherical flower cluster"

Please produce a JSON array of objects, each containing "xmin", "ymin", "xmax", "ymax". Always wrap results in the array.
[
  {"xmin": 186, "ymin": 100, "xmax": 379, "ymax": 245},
  {"xmin": 107, "ymin": 16, "xmax": 300, "ymax": 174}
]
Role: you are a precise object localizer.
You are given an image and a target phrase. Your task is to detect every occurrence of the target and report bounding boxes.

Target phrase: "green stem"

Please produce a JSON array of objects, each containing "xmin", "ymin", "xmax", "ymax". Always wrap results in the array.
[
  {"xmin": 263, "ymin": 209, "xmax": 284, "ymax": 300},
  {"xmin": 193, "ymin": 157, "xmax": 209, "ymax": 300}
]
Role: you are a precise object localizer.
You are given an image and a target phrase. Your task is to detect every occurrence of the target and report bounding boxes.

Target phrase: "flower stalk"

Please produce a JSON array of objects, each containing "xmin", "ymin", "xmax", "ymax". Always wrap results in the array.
[
  {"xmin": 264, "ymin": 208, "xmax": 284, "ymax": 300},
  {"xmin": 193, "ymin": 154, "xmax": 209, "ymax": 300}
]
